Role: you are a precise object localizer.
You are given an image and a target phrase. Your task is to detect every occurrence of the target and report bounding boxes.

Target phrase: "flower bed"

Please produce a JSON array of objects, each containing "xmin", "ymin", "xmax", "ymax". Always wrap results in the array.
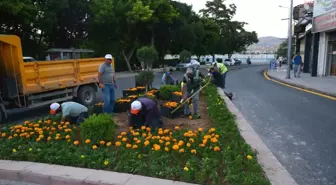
[
  {"xmin": 171, "ymin": 91, "xmax": 182, "ymax": 102},
  {"xmin": 114, "ymin": 98, "xmax": 131, "ymax": 113},
  {"xmin": 0, "ymin": 84, "xmax": 269, "ymax": 185},
  {"xmin": 160, "ymin": 101, "xmax": 183, "ymax": 119},
  {"xmin": 122, "ymin": 88, "xmax": 138, "ymax": 97}
]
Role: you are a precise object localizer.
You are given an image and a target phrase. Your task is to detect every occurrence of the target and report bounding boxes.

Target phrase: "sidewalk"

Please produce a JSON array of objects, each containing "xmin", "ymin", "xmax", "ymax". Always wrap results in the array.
[{"xmin": 267, "ymin": 66, "xmax": 336, "ymax": 97}]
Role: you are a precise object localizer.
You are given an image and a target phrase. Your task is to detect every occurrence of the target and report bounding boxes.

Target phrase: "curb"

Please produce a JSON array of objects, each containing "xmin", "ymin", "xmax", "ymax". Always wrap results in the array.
[
  {"xmin": 217, "ymin": 88, "xmax": 299, "ymax": 185},
  {"xmin": 0, "ymin": 160, "xmax": 198, "ymax": 185},
  {"xmin": 265, "ymin": 70, "xmax": 336, "ymax": 100}
]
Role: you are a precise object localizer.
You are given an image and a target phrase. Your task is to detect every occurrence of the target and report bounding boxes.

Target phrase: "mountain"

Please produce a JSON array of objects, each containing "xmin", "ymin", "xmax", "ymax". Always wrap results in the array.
[{"xmin": 247, "ymin": 36, "xmax": 286, "ymax": 53}]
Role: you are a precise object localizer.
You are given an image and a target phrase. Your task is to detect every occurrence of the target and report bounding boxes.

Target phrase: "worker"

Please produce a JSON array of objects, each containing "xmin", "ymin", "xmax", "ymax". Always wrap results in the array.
[
  {"xmin": 129, "ymin": 98, "xmax": 163, "ymax": 129},
  {"xmin": 213, "ymin": 62, "xmax": 228, "ymax": 88},
  {"xmin": 181, "ymin": 67, "xmax": 205, "ymax": 119},
  {"xmin": 49, "ymin": 102, "xmax": 89, "ymax": 125},
  {"xmin": 161, "ymin": 68, "xmax": 175, "ymax": 85},
  {"xmin": 208, "ymin": 67, "xmax": 223, "ymax": 87}
]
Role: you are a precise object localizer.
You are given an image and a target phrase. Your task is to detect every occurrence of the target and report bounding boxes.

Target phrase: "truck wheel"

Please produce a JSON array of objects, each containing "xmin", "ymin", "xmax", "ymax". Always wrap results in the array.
[{"xmin": 77, "ymin": 86, "xmax": 96, "ymax": 107}]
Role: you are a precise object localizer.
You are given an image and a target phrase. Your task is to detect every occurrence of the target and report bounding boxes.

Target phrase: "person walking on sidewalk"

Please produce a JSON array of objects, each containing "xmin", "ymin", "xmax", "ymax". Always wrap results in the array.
[
  {"xmin": 98, "ymin": 54, "xmax": 117, "ymax": 114},
  {"xmin": 293, "ymin": 52, "xmax": 302, "ymax": 78},
  {"xmin": 213, "ymin": 62, "xmax": 228, "ymax": 88}
]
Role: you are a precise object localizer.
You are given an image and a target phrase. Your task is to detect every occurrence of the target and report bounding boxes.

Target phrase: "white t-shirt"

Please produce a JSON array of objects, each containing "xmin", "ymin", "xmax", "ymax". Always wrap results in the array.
[{"xmin": 61, "ymin": 102, "xmax": 88, "ymax": 117}]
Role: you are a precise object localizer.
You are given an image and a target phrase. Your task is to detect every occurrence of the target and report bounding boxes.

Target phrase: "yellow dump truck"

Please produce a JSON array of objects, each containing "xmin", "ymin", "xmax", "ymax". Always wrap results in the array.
[{"xmin": 0, "ymin": 35, "xmax": 114, "ymax": 123}]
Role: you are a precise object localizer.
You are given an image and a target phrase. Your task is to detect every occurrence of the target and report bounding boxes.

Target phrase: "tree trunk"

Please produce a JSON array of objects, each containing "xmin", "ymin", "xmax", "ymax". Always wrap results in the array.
[
  {"xmin": 122, "ymin": 44, "xmax": 137, "ymax": 72},
  {"xmin": 151, "ymin": 29, "xmax": 155, "ymax": 46}
]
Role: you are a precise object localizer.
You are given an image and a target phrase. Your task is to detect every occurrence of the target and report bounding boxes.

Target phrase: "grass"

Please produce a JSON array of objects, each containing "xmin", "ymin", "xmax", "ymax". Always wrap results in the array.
[{"xmin": 0, "ymin": 84, "xmax": 269, "ymax": 185}]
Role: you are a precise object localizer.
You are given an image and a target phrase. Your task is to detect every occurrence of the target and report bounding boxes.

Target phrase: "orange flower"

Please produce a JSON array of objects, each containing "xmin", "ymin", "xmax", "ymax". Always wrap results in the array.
[
  {"xmin": 73, "ymin": 141, "xmax": 80, "ymax": 145},
  {"xmin": 106, "ymin": 142, "xmax": 112, "ymax": 147},
  {"xmin": 153, "ymin": 144, "xmax": 161, "ymax": 151},
  {"xmin": 115, "ymin": 141, "xmax": 121, "ymax": 146},
  {"xmin": 173, "ymin": 91, "xmax": 182, "ymax": 96},
  {"xmin": 85, "ymin": 139, "xmax": 91, "ymax": 144},
  {"xmin": 92, "ymin": 145, "xmax": 98, "ymax": 150},
  {"xmin": 214, "ymin": 146, "xmax": 220, "ymax": 152},
  {"xmin": 172, "ymin": 144, "xmax": 179, "ymax": 150},
  {"xmin": 100, "ymin": 140, "xmax": 106, "ymax": 145},
  {"xmin": 163, "ymin": 102, "xmax": 178, "ymax": 108},
  {"xmin": 117, "ymin": 98, "xmax": 131, "ymax": 103}
]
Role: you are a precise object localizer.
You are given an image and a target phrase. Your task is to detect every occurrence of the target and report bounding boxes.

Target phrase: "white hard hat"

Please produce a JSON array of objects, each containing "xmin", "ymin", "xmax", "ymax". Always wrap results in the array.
[
  {"xmin": 131, "ymin": 100, "xmax": 142, "ymax": 114},
  {"xmin": 50, "ymin": 103, "xmax": 60, "ymax": 111},
  {"xmin": 105, "ymin": 54, "xmax": 113, "ymax": 59}
]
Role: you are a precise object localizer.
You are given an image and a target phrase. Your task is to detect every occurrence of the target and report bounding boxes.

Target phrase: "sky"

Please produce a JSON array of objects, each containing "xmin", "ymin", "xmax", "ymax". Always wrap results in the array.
[{"xmin": 179, "ymin": 0, "xmax": 311, "ymax": 38}]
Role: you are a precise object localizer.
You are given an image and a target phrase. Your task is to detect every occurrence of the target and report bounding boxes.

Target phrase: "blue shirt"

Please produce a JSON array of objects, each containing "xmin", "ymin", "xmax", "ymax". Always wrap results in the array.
[{"xmin": 293, "ymin": 55, "xmax": 302, "ymax": 65}]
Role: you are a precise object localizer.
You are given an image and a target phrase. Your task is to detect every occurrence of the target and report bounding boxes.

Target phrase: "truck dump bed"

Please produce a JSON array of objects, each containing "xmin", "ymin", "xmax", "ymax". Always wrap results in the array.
[{"xmin": 0, "ymin": 35, "xmax": 112, "ymax": 95}]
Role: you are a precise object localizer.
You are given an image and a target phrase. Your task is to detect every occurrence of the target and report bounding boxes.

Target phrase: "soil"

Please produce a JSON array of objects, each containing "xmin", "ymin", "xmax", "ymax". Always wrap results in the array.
[{"xmin": 113, "ymin": 94, "xmax": 212, "ymax": 133}]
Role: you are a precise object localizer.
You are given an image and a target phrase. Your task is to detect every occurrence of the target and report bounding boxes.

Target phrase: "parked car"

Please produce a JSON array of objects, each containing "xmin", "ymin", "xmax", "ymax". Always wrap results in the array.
[
  {"xmin": 224, "ymin": 58, "xmax": 235, "ymax": 66},
  {"xmin": 233, "ymin": 58, "xmax": 242, "ymax": 65},
  {"xmin": 176, "ymin": 59, "xmax": 200, "ymax": 71},
  {"xmin": 23, "ymin": 56, "xmax": 37, "ymax": 62}
]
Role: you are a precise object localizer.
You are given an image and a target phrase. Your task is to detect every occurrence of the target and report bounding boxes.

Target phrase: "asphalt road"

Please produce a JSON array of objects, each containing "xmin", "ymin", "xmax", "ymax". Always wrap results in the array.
[{"xmin": 225, "ymin": 65, "xmax": 336, "ymax": 185}]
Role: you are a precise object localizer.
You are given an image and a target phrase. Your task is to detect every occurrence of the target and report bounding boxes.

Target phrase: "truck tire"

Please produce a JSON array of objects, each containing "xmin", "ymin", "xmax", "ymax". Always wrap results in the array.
[{"xmin": 77, "ymin": 85, "xmax": 96, "ymax": 107}]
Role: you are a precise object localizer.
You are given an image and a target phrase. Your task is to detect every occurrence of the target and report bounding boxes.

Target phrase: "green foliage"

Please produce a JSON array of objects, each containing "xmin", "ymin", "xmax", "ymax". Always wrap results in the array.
[
  {"xmin": 216, "ymin": 58, "xmax": 223, "ymax": 63},
  {"xmin": 159, "ymin": 85, "xmax": 180, "ymax": 100},
  {"xmin": 277, "ymin": 39, "xmax": 295, "ymax": 58},
  {"xmin": 80, "ymin": 114, "xmax": 116, "ymax": 143},
  {"xmin": 135, "ymin": 71, "xmax": 155, "ymax": 90},
  {"xmin": 179, "ymin": 50, "xmax": 191, "ymax": 62},
  {"xmin": 136, "ymin": 46, "xmax": 159, "ymax": 68}
]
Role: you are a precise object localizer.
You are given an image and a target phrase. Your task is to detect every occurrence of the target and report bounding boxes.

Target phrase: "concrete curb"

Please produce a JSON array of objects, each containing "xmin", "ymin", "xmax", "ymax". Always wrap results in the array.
[
  {"xmin": 265, "ymin": 70, "xmax": 336, "ymax": 98},
  {"xmin": 217, "ymin": 88, "xmax": 298, "ymax": 185},
  {"xmin": 0, "ymin": 160, "xmax": 198, "ymax": 185}
]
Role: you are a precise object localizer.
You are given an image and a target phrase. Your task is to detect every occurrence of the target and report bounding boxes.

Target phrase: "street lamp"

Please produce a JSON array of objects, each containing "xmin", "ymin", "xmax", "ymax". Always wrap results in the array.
[{"xmin": 279, "ymin": 2, "xmax": 294, "ymax": 79}]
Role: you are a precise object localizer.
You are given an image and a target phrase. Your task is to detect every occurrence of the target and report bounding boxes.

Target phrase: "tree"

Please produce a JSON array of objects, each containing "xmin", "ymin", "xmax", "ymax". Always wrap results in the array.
[
  {"xmin": 179, "ymin": 50, "xmax": 191, "ymax": 62},
  {"xmin": 136, "ymin": 46, "xmax": 158, "ymax": 70},
  {"xmin": 276, "ymin": 39, "xmax": 295, "ymax": 58}
]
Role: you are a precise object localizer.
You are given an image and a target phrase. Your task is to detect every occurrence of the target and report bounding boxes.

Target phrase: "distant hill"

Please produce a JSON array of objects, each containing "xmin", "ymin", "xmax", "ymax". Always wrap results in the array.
[
  {"xmin": 247, "ymin": 36, "xmax": 286, "ymax": 53},
  {"xmin": 256, "ymin": 36, "xmax": 285, "ymax": 47}
]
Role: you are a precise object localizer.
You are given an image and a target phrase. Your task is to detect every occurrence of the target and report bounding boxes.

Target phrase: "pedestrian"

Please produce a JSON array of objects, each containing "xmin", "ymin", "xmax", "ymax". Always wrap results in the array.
[
  {"xmin": 161, "ymin": 68, "xmax": 175, "ymax": 85},
  {"xmin": 98, "ymin": 54, "xmax": 117, "ymax": 114},
  {"xmin": 181, "ymin": 67, "xmax": 205, "ymax": 119},
  {"xmin": 49, "ymin": 102, "xmax": 89, "ymax": 125},
  {"xmin": 129, "ymin": 98, "xmax": 163, "ymax": 129},
  {"xmin": 213, "ymin": 62, "xmax": 228, "ymax": 88},
  {"xmin": 208, "ymin": 67, "xmax": 223, "ymax": 88},
  {"xmin": 293, "ymin": 52, "xmax": 302, "ymax": 78}
]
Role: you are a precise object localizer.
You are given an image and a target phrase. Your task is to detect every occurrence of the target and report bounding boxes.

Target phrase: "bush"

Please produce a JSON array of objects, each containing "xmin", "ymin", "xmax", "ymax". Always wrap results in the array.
[
  {"xmin": 179, "ymin": 50, "xmax": 191, "ymax": 62},
  {"xmin": 159, "ymin": 85, "xmax": 180, "ymax": 100},
  {"xmin": 80, "ymin": 114, "xmax": 116, "ymax": 143},
  {"xmin": 136, "ymin": 46, "xmax": 159, "ymax": 69},
  {"xmin": 135, "ymin": 71, "xmax": 155, "ymax": 90},
  {"xmin": 216, "ymin": 58, "xmax": 223, "ymax": 63}
]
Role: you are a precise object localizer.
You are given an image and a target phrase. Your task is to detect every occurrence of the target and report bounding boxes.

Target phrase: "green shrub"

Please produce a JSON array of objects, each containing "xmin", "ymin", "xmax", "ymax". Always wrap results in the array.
[
  {"xmin": 80, "ymin": 114, "xmax": 116, "ymax": 143},
  {"xmin": 159, "ymin": 85, "xmax": 180, "ymax": 100}
]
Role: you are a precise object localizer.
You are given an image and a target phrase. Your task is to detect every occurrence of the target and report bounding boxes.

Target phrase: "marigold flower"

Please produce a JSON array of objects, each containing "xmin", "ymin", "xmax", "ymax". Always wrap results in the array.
[
  {"xmin": 198, "ymin": 128, "xmax": 203, "ymax": 132},
  {"xmin": 121, "ymin": 132, "xmax": 127, "ymax": 136},
  {"xmin": 214, "ymin": 146, "xmax": 220, "ymax": 152},
  {"xmin": 126, "ymin": 144, "xmax": 132, "ymax": 148},
  {"xmin": 153, "ymin": 144, "xmax": 161, "ymax": 151},
  {"xmin": 211, "ymin": 138, "xmax": 218, "ymax": 143},
  {"xmin": 92, "ymin": 145, "xmax": 98, "ymax": 150},
  {"xmin": 132, "ymin": 145, "xmax": 138, "ymax": 149},
  {"xmin": 85, "ymin": 139, "xmax": 91, "ymax": 144},
  {"xmin": 115, "ymin": 141, "xmax": 121, "ymax": 146},
  {"xmin": 191, "ymin": 149, "xmax": 196, "ymax": 154},
  {"xmin": 100, "ymin": 140, "xmax": 106, "ymax": 145},
  {"xmin": 104, "ymin": 160, "xmax": 109, "ymax": 165},
  {"xmin": 247, "ymin": 155, "xmax": 253, "ymax": 160},
  {"xmin": 73, "ymin": 141, "xmax": 80, "ymax": 145},
  {"xmin": 165, "ymin": 147, "xmax": 169, "ymax": 152},
  {"xmin": 122, "ymin": 138, "xmax": 127, "ymax": 142},
  {"xmin": 144, "ymin": 140, "xmax": 150, "ymax": 146},
  {"xmin": 106, "ymin": 142, "xmax": 112, "ymax": 147},
  {"xmin": 184, "ymin": 167, "xmax": 189, "ymax": 171},
  {"xmin": 186, "ymin": 143, "xmax": 191, "ymax": 147},
  {"xmin": 65, "ymin": 135, "xmax": 71, "ymax": 139},
  {"xmin": 179, "ymin": 148, "xmax": 184, "ymax": 153},
  {"xmin": 172, "ymin": 144, "xmax": 179, "ymax": 150}
]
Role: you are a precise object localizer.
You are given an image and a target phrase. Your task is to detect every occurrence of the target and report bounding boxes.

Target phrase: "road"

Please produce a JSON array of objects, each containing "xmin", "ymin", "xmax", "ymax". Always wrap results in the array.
[{"xmin": 226, "ymin": 65, "xmax": 336, "ymax": 185}]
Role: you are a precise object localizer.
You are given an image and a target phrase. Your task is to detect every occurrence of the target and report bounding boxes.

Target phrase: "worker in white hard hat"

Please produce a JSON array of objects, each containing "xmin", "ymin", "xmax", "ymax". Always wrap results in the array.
[
  {"xmin": 50, "ymin": 102, "xmax": 89, "ymax": 124},
  {"xmin": 98, "ymin": 54, "xmax": 117, "ymax": 114},
  {"xmin": 129, "ymin": 98, "xmax": 163, "ymax": 129},
  {"xmin": 181, "ymin": 66, "xmax": 205, "ymax": 119}
]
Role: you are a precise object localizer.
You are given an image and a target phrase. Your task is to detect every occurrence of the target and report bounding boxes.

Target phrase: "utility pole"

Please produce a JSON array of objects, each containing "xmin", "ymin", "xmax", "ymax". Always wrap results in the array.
[{"xmin": 286, "ymin": 0, "xmax": 294, "ymax": 79}]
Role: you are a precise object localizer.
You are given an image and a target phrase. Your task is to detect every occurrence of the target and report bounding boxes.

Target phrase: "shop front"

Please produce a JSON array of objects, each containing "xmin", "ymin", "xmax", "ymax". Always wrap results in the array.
[{"xmin": 326, "ymin": 32, "xmax": 336, "ymax": 76}]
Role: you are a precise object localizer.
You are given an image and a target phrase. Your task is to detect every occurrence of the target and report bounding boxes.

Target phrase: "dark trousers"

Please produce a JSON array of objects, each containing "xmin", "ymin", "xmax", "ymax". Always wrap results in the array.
[
  {"xmin": 222, "ymin": 72, "xmax": 227, "ymax": 88},
  {"xmin": 69, "ymin": 112, "xmax": 89, "ymax": 125},
  {"xmin": 128, "ymin": 111, "xmax": 163, "ymax": 130}
]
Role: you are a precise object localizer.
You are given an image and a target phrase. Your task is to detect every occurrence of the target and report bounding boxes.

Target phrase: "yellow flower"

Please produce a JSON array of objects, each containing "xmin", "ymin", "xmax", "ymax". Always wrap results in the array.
[
  {"xmin": 36, "ymin": 138, "xmax": 41, "ymax": 142},
  {"xmin": 198, "ymin": 128, "xmax": 203, "ymax": 132},
  {"xmin": 165, "ymin": 147, "xmax": 169, "ymax": 152},
  {"xmin": 186, "ymin": 143, "xmax": 191, "ymax": 147},
  {"xmin": 165, "ymin": 142, "xmax": 171, "ymax": 146},
  {"xmin": 189, "ymin": 138, "xmax": 194, "ymax": 143},
  {"xmin": 174, "ymin": 126, "xmax": 180, "ymax": 130},
  {"xmin": 184, "ymin": 167, "xmax": 189, "ymax": 171},
  {"xmin": 117, "ymin": 135, "xmax": 122, "ymax": 139},
  {"xmin": 1, "ymin": 133, "xmax": 6, "ymax": 137},
  {"xmin": 179, "ymin": 148, "xmax": 184, "ymax": 153},
  {"xmin": 106, "ymin": 142, "xmax": 112, "ymax": 147},
  {"xmin": 132, "ymin": 145, "xmax": 138, "ymax": 149},
  {"xmin": 121, "ymin": 132, "xmax": 127, "ymax": 136},
  {"xmin": 178, "ymin": 140, "xmax": 184, "ymax": 146},
  {"xmin": 104, "ymin": 160, "xmax": 109, "ymax": 165},
  {"xmin": 122, "ymin": 138, "xmax": 127, "ymax": 142},
  {"xmin": 65, "ymin": 135, "xmax": 71, "ymax": 139},
  {"xmin": 144, "ymin": 140, "xmax": 150, "ymax": 146},
  {"xmin": 73, "ymin": 141, "xmax": 80, "ymax": 146},
  {"xmin": 211, "ymin": 138, "xmax": 218, "ymax": 143},
  {"xmin": 165, "ymin": 137, "xmax": 171, "ymax": 141},
  {"xmin": 12, "ymin": 149, "xmax": 17, "ymax": 153},
  {"xmin": 126, "ymin": 144, "xmax": 132, "ymax": 148},
  {"xmin": 191, "ymin": 149, "xmax": 196, "ymax": 154},
  {"xmin": 92, "ymin": 145, "xmax": 98, "ymax": 150},
  {"xmin": 85, "ymin": 139, "xmax": 91, "ymax": 144},
  {"xmin": 100, "ymin": 140, "xmax": 106, "ymax": 145},
  {"xmin": 141, "ymin": 126, "xmax": 146, "ymax": 130},
  {"xmin": 247, "ymin": 155, "xmax": 253, "ymax": 160},
  {"xmin": 146, "ymin": 127, "xmax": 151, "ymax": 132},
  {"xmin": 115, "ymin": 141, "xmax": 121, "ymax": 146},
  {"xmin": 209, "ymin": 128, "xmax": 216, "ymax": 133}
]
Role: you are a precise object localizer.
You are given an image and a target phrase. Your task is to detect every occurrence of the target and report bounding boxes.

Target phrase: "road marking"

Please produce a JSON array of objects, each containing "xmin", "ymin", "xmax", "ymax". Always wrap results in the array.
[{"xmin": 263, "ymin": 70, "xmax": 336, "ymax": 100}]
